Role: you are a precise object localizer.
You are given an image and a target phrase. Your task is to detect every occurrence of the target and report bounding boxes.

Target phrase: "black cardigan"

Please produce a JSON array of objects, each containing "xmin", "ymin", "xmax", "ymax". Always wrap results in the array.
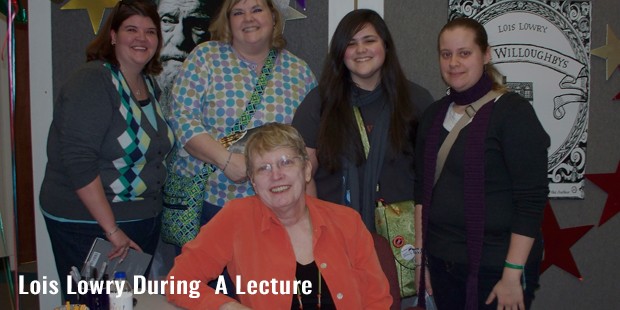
[{"xmin": 414, "ymin": 92, "xmax": 550, "ymax": 266}]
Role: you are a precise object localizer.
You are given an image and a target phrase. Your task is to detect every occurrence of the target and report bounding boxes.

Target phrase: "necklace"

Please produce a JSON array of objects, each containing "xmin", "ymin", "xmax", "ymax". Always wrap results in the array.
[
  {"xmin": 133, "ymin": 77, "xmax": 143, "ymax": 96},
  {"xmin": 296, "ymin": 270, "xmax": 321, "ymax": 309},
  {"xmin": 119, "ymin": 69, "xmax": 144, "ymax": 97}
]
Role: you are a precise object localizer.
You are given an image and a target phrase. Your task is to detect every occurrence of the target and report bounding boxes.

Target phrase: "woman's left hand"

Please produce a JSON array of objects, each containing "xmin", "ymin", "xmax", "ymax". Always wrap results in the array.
[
  {"xmin": 107, "ymin": 228, "xmax": 142, "ymax": 260},
  {"xmin": 485, "ymin": 276, "xmax": 524, "ymax": 309},
  {"xmin": 223, "ymin": 153, "xmax": 248, "ymax": 183}
]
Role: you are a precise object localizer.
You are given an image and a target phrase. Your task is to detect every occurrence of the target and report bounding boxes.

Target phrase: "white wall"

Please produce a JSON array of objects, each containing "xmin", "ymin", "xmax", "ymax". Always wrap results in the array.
[{"xmin": 29, "ymin": 1, "xmax": 60, "ymax": 308}]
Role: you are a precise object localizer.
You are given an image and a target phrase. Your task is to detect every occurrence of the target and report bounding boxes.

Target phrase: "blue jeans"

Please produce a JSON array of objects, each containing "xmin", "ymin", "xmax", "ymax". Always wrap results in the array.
[
  {"xmin": 171, "ymin": 201, "xmax": 237, "ymax": 299},
  {"xmin": 427, "ymin": 254, "xmax": 540, "ymax": 310},
  {"xmin": 45, "ymin": 215, "xmax": 161, "ymax": 303}
]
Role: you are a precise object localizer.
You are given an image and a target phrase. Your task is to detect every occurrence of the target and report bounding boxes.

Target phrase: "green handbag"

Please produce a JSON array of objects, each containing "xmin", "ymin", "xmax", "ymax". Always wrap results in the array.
[
  {"xmin": 160, "ymin": 126, "xmax": 260, "ymax": 246},
  {"xmin": 353, "ymin": 106, "xmax": 417, "ymax": 297},
  {"xmin": 161, "ymin": 156, "xmax": 215, "ymax": 246},
  {"xmin": 375, "ymin": 199, "xmax": 417, "ymax": 298}
]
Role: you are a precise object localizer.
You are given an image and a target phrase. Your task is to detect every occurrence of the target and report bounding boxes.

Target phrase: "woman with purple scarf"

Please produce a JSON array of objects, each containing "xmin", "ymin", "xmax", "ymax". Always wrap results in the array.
[{"xmin": 413, "ymin": 18, "xmax": 549, "ymax": 310}]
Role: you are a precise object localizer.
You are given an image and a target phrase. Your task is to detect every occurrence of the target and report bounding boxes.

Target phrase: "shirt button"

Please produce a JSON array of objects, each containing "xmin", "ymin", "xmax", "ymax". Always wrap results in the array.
[
  {"xmin": 336, "ymin": 293, "xmax": 343, "ymax": 300},
  {"xmin": 320, "ymin": 263, "xmax": 327, "ymax": 269}
]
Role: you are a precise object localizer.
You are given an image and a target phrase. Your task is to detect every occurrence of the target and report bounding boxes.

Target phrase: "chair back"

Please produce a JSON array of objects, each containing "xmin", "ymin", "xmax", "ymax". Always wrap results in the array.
[{"xmin": 371, "ymin": 232, "xmax": 401, "ymax": 310}]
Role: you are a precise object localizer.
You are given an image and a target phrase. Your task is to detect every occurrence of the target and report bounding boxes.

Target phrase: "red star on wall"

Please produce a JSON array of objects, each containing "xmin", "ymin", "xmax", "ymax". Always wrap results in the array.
[
  {"xmin": 541, "ymin": 202, "xmax": 593, "ymax": 279},
  {"xmin": 586, "ymin": 161, "xmax": 620, "ymax": 226}
]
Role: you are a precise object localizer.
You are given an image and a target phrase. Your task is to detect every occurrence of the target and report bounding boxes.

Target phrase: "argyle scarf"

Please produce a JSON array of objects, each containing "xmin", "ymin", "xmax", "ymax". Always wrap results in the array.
[{"xmin": 105, "ymin": 62, "xmax": 155, "ymax": 202}]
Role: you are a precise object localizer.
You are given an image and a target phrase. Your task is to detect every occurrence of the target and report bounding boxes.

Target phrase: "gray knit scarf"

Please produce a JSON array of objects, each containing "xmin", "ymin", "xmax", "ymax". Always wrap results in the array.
[{"xmin": 342, "ymin": 85, "xmax": 390, "ymax": 231}]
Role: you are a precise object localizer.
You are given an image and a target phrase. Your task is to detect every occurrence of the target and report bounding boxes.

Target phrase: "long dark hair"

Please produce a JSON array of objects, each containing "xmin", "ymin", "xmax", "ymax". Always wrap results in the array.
[
  {"xmin": 317, "ymin": 9, "xmax": 416, "ymax": 172},
  {"xmin": 86, "ymin": 0, "xmax": 163, "ymax": 75}
]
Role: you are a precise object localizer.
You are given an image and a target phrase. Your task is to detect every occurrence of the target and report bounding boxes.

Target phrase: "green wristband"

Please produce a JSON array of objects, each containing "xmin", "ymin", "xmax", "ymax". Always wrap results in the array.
[
  {"xmin": 504, "ymin": 260, "xmax": 525, "ymax": 270},
  {"xmin": 505, "ymin": 260, "xmax": 527, "ymax": 290}
]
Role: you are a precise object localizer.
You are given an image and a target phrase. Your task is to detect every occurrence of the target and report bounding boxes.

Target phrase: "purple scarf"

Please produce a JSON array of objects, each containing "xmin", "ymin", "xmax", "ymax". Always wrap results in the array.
[{"xmin": 419, "ymin": 73, "xmax": 495, "ymax": 309}]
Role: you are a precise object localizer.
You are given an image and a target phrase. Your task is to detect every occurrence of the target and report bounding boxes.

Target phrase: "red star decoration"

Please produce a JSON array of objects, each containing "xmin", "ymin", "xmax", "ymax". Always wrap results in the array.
[
  {"xmin": 541, "ymin": 202, "xmax": 593, "ymax": 279},
  {"xmin": 585, "ymin": 161, "xmax": 620, "ymax": 226}
]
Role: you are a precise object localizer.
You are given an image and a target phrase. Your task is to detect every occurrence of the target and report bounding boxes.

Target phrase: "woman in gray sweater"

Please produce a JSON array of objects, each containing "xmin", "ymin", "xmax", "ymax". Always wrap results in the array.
[{"xmin": 40, "ymin": 0, "xmax": 173, "ymax": 302}]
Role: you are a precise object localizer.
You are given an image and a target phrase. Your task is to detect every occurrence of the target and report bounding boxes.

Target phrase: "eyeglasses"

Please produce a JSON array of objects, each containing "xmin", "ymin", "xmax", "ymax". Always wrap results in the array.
[{"xmin": 252, "ymin": 155, "xmax": 304, "ymax": 177}]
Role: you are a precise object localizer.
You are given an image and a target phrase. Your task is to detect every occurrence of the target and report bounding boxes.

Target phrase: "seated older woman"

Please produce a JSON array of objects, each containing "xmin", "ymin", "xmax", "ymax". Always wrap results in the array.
[{"xmin": 167, "ymin": 123, "xmax": 391, "ymax": 309}]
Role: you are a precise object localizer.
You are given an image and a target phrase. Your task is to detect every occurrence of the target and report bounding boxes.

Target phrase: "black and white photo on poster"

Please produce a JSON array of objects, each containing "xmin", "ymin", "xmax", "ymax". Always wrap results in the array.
[
  {"xmin": 449, "ymin": 0, "xmax": 591, "ymax": 198},
  {"xmin": 155, "ymin": 0, "xmax": 225, "ymax": 116}
]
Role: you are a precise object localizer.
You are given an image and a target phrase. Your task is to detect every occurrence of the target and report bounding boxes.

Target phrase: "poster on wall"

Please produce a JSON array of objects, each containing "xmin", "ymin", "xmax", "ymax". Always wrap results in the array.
[{"xmin": 448, "ymin": 0, "xmax": 591, "ymax": 198}]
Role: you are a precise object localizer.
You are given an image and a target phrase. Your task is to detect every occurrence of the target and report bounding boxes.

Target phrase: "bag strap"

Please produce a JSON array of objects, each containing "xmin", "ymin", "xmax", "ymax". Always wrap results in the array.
[
  {"xmin": 434, "ymin": 90, "xmax": 500, "ymax": 185},
  {"xmin": 354, "ymin": 106, "xmax": 382, "ymax": 194},
  {"xmin": 353, "ymin": 106, "xmax": 370, "ymax": 158},
  {"xmin": 226, "ymin": 48, "xmax": 277, "ymax": 135},
  {"xmin": 171, "ymin": 49, "xmax": 278, "ymax": 179}
]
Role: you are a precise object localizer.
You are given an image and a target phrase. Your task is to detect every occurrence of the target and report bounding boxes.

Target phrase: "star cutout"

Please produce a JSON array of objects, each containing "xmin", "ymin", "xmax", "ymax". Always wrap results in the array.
[
  {"xmin": 586, "ymin": 160, "xmax": 620, "ymax": 226},
  {"xmin": 61, "ymin": 0, "xmax": 119, "ymax": 35},
  {"xmin": 540, "ymin": 202, "xmax": 593, "ymax": 279},
  {"xmin": 591, "ymin": 25, "xmax": 620, "ymax": 80}
]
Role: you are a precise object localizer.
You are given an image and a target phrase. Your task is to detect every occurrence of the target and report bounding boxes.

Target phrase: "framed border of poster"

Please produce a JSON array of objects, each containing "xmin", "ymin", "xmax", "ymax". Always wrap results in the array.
[{"xmin": 449, "ymin": 0, "xmax": 592, "ymax": 198}]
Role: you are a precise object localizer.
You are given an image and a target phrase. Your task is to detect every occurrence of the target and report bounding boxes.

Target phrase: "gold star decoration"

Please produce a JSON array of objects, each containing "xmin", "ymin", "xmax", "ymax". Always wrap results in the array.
[
  {"xmin": 61, "ymin": 0, "xmax": 119, "ymax": 35},
  {"xmin": 591, "ymin": 24, "xmax": 620, "ymax": 80}
]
